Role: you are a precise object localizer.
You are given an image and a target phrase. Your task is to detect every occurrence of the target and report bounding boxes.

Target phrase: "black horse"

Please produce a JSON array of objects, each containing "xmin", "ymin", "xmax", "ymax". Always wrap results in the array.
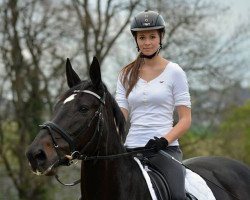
[{"xmin": 26, "ymin": 57, "xmax": 250, "ymax": 200}]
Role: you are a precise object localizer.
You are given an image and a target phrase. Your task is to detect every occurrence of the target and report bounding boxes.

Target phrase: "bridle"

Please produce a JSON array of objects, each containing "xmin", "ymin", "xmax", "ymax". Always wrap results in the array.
[
  {"xmin": 39, "ymin": 88, "xmax": 155, "ymax": 187},
  {"xmin": 39, "ymin": 89, "xmax": 106, "ymax": 169}
]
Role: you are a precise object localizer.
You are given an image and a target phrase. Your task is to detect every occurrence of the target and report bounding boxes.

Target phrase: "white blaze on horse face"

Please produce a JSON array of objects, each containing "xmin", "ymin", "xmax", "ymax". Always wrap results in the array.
[
  {"xmin": 34, "ymin": 170, "xmax": 43, "ymax": 176},
  {"xmin": 64, "ymin": 94, "xmax": 77, "ymax": 104}
]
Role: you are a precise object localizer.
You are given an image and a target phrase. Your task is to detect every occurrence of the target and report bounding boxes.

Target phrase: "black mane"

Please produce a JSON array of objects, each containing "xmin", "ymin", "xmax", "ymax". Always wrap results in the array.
[
  {"xmin": 108, "ymin": 90, "xmax": 127, "ymax": 142},
  {"xmin": 100, "ymin": 84, "xmax": 127, "ymax": 143}
]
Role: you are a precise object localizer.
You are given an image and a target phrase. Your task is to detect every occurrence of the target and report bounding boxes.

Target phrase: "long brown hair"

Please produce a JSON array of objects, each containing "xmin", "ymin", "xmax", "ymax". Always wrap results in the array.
[
  {"xmin": 120, "ymin": 52, "xmax": 144, "ymax": 98},
  {"xmin": 120, "ymin": 30, "xmax": 164, "ymax": 97}
]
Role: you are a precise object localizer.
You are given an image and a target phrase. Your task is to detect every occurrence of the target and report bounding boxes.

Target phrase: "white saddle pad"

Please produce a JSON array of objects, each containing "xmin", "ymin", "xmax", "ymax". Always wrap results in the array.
[
  {"xmin": 185, "ymin": 168, "xmax": 216, "ymax": 200},
  {"xmin": 134, "ymin": 157, "xmax": 216, "ymax": 200}
]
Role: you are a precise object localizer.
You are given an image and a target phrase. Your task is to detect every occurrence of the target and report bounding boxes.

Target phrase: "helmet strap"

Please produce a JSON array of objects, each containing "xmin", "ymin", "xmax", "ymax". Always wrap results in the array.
[
  {"xmin": 135, "ymin": 34, "xmax": 163, "ymax": 59},
  {"xmin": 140, "ymin": 50, "xmax": 158, "ymax": 59},
  {"xmin": 139, "ymin": 43, "xmax": 162, "ymax": 59}
]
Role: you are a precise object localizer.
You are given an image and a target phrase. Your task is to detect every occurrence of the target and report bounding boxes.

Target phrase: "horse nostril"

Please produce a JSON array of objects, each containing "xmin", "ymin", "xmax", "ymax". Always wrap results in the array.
[{"xmin": 34, "ymin": 149, "xmax": 47, "ymax": 162}]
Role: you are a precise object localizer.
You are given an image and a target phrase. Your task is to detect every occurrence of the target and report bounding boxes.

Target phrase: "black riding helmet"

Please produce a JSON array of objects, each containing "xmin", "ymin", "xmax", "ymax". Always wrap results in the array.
[
  {"xmin": 130, "ymin": 10, "xmax": 165, "ymax": 58},
  {"xmin": 130, "ymin": 10, "xmax": 165, "ymax": 35}
]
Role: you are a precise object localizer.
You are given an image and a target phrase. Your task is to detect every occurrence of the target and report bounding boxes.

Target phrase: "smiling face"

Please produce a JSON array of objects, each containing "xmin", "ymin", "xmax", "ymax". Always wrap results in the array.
[{"xmin": 136, "ymin": 30, "xmax": 161, "ymax": 55}]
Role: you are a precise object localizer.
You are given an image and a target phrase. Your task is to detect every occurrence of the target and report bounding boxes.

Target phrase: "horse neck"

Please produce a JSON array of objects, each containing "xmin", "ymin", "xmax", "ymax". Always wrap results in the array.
[
  {"xmin": 99, "ymin": 105, "xmax": 126, "ymax": 155},
  {"xmin": 80, "ymin": 135, "xmax": 152, "ymax": 199},
  {"xmin": 80, "ymin": 101, "xmax": 151, "ymax": 199},
  {"xmin": 81, "ymin": 119, "xmax": 129, "ymax": 198},
  {"xmin": 80, "ymin": 109, "xmax": 149, "ymax": 199},
  {"xmin": 81, "ymin": 156, "xmax": 150, "ymax": 200}
]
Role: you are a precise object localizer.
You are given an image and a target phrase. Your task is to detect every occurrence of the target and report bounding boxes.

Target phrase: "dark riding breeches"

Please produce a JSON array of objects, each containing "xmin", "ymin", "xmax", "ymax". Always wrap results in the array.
[{"xmin": 147, "ymin": 146, "xmax": 186, "ymax": 200}]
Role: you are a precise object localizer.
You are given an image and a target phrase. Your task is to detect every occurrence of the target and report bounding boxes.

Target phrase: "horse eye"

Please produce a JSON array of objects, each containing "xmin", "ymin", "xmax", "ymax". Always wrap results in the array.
[{"xmin": 79, "ymin": 105, "xmax": 89, "ymax": 114}]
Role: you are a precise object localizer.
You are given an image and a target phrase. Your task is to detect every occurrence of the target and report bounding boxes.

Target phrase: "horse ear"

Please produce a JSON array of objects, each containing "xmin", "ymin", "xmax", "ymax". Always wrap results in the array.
[
  {"xmin": 66, "ymin": 58, "xmax": 81, "ymax": 88},
  {"xmin": 89, "ymin": 56, "xmax": 102, "ymax": 89}
]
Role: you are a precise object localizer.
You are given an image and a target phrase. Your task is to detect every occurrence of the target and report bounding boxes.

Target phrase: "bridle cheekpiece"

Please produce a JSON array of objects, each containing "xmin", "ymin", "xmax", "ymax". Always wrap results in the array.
[{"xmin": 39, "ymin": 89, "xmax": 106, "ymax": 166}]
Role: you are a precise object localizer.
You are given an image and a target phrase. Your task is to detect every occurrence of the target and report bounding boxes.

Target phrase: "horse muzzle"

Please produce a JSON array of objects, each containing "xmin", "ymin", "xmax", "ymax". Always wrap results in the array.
[{"xmin": 26, "ymin": 143, "xmax": 59, "ymax": 176}]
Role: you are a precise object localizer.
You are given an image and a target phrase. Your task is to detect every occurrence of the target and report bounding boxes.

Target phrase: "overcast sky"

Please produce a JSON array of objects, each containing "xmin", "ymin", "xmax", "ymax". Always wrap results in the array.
[
  {"xmin": 228, "ymin": 0, "xmax": 250, "ymax": 18},
  {"xmin": 226, "ymin": 0, "xmax": 250, "ymax": 87},
  {"xmin": 219, "ymin": 0, "xmax": 250, "ymax": 28}
]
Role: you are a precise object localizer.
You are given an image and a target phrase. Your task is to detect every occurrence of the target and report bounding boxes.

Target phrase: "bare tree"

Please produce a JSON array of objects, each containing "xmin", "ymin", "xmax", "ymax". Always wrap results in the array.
[
  {"xmin": 69, "ymin": 0, "xmax": 141, "ymax": 66},
  {"xmin": 0, "ymin": 0, "xmax": 70, "ymax": 199}
]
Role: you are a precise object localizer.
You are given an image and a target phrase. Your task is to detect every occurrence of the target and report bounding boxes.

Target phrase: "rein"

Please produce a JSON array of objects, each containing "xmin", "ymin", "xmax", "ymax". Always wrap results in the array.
[
  {"xmin": 53, "ymin": 147, "xmax": 156, "ymax": 187},
  {"xmin": 76, "ymin": 147, "xmax": 155, "ymax": 161},
  {"xmin": 39, "ymin": 89, "xmax": 158, "ymax": 187},
  {"xmin": 38, "ymin": 88, "xmax": 143, "ymax": 186}
]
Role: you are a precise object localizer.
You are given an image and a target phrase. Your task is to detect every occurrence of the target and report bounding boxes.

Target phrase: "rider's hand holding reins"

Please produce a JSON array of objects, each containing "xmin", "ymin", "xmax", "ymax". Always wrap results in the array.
[{"xmin": 145, "ymin": 137, "xmax": 169, "ymax": 151}]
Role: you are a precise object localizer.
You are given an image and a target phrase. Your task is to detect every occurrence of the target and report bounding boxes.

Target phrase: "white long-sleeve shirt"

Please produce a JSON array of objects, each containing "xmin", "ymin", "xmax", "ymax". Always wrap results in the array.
[{"xmin": 115, "ymin": 62, "xmax": 191, "ymax": 148}]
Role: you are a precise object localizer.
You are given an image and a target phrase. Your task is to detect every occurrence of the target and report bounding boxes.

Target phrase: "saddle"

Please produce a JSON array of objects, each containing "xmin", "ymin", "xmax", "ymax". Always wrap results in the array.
[
  {"xmin": 147, "ymin": 164, "xmax": 171, "ymax": 200},
  {"xmin": 136, "ymin": 156, "xmax": 197, "ymax": 200}
]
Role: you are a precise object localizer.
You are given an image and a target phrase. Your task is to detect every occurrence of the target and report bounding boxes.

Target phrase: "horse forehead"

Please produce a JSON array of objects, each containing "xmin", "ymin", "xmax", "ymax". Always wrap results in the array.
[{"xmin": 63, "ymin": 94, "xmax": 77, "ymax": 104}]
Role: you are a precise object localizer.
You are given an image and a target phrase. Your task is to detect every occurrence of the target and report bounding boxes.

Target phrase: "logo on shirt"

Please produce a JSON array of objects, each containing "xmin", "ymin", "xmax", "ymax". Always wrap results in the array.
[{"xmin": 160, "ymin": 81, "xmax": 164, "ymax": 83}]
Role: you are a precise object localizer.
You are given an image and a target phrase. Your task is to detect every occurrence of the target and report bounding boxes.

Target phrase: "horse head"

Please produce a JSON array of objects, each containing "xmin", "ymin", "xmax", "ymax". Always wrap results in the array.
[{"xmin": 26, "ymin": 57, "xmax": 126, "ymax": 176}]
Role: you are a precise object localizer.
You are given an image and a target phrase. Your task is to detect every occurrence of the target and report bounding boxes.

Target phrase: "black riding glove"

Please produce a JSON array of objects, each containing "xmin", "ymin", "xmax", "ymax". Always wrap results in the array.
[{"xmin": 145, "ymin": 137, "xmax": 169, "ymax": 151}]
